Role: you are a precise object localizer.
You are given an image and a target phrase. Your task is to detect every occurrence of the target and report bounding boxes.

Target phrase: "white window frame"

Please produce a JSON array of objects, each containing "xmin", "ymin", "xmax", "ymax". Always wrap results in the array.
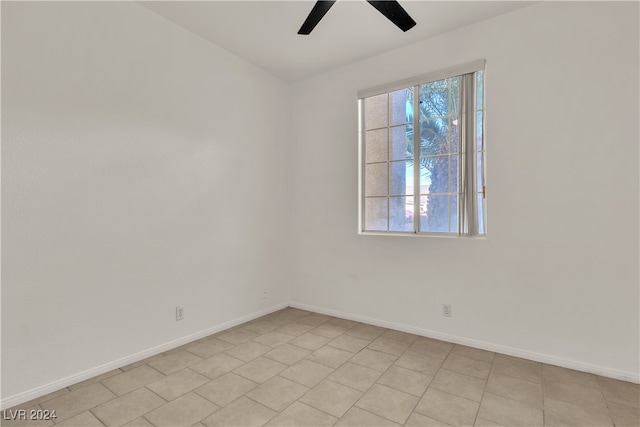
[{"xmin": 358, "ymin": 60, "xmax": 486, "ymax": 237}]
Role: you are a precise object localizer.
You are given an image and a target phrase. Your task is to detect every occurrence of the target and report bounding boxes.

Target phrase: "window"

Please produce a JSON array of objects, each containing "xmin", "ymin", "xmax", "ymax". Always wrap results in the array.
[{"xmin": 358, "ymin": 60, "xmax": 486, "ymax": 236}]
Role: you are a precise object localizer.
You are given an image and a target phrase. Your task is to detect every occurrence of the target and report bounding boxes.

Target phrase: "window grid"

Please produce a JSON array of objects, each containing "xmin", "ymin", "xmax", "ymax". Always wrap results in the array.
[{"xmin": 361, "ymin": 69, "xmax": 484, "ymax": 236}]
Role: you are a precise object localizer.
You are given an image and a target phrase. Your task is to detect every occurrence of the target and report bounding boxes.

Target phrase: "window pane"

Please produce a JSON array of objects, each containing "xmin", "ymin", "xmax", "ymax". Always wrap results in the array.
[
  {"xmin": 365, "ymin": 129, "xmax": 388, "ymax": 163},
  {"xmin": 390, "ymin": 160, "xmax": 412, "ymax": 196},
  {"xmin": 449, "ymin": 77, "xmax": 459, "ymax": 116},
  {"xmin": 365, "ymin": 94, "xmax": 388, "ymax": 130},
  {"xmin": 421, "ymin": 155, "xmax": 449, "ymax": 195},
  {"xmin": 476, "ymin": 111, "xmax": 483, "ymax": 150},
  {"xmin": 390, "ymin": 196, "xmax": 414, "ymax": 232},
  {"xmin": 450, "ymin": 155, "xmax": 458, "ymax": 193},
  {"xmin": 365, "ymin": 198, "xmax": 388, "ymax": 231},
  {"xmin": 421, "ymin": 194, "xmax": 450, "ymax": 233},
  {"xmin": 450, "ymin": 195, "xmax": 458, "ymax": 233},
  {"xmin": 390, "ymin": 88, "xmax": 412, "ymax": 126},
  {"xmin": 419, "ymin": 165, "xmax": 431, "ymax": 194},
  {"xmin": 449, "ymin": 116, "xmax": 460, "ymax": 153},
  {"xmin": 419, "ymin": 119, "xmax": 448, "ymax": 156},
  {"xmin": 390, "ymin": 124, "xmax": 413, "ymax": 161},
  {"xmin": 420, "ymin": 78, "xmax": 451, "ymax": 119},
  {"xmin": 476, "ymin": 71, "xmax": 484, "ymax": 110},
  {"xmin": 478, "ymin": 195, "xmax": 485, "ymax": 235},
  {"xmin": 365, "ymin": 163, "xmax": 388, "ymax": 197},
  {"xmin": 477, "ymin": 152, "xmax": 484, "ymax": 192}
]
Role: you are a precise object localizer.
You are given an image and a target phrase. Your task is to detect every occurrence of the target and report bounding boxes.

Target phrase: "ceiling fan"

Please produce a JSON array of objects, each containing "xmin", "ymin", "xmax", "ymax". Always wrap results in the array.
[{"xmin": 298, "ymin": 0, "xmax": 417, "ymax": 35}]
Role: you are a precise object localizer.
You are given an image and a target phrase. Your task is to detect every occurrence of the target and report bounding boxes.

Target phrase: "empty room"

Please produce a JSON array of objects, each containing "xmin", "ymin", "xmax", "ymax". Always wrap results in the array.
[{"xmin": 1, "ymin": 1, "xmax": 639, "ymax": 426}]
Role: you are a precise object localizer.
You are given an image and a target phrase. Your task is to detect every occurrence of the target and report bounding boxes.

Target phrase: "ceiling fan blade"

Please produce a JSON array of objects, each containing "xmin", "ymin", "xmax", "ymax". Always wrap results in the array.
[
  {"xmin": 298, "ymin": 1, "xmax": 337, "ymax": 35},
  {"xmin": 366, "ymin": 1, "xmax": 416, "ymax": 32}
]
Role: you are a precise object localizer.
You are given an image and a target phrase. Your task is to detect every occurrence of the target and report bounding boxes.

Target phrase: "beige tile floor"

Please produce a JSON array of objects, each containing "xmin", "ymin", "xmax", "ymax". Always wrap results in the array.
[{"xmin": 3, "ymin": 308, "xmax": 639, "ymax": 427}]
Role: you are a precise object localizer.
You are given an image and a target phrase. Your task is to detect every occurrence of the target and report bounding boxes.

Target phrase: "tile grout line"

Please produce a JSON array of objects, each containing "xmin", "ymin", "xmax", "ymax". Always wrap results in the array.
[
  {"xmin": 191, "ymin": 315, "xmax": 345, "ymax": 423},
  {"xmin": 142, "ymin": 413, "xmax": 159, "ymax": 427},
  {"xmin": 486, "ymin": 357, "xmax": 543, "ymax": 387},
  {"xmin": 103, "ymin": 385, "xmax": 168, "ymax": 427},
  {"xmin": 348, "ymin": 334, "xmax": 429, "ymax": 426},
  {"xmin": 407, "ymin": 345, "xmax": 455, "ymax": 426},
  {"xmin": 151, "ymin": 315, "xmax": 313, "ymax": 426},
  {"xmin": 325, "ymin": 332, "xmax": 401, "ymax": 425},
  {"xmin": 388, "ymin": 340, "xmax": 441, "ymax": 426},
  {"xmin": 428, "ymin": 366, "xmax": 489, "ymax": 401},
  {"xmin": 400, "ymin": 369, "xmax": 438, "ymax": 426},
  {"xmin": 274, "ymin": 327, "xmax": 393, "ymax": 424},
  {"xmin": 595, "ymin": 374, "xmax": 617, "ymax": 427},
  {"xmin": 543, "ymin": 365, "xmax": 625, "ymax": 425},
  {"xmin": 87, "ymin": 408, "xmax": 106, "ymax": 427},
  {"xmin": 472, "ymin": 352, "xmax": 496, "ymax": 426}
]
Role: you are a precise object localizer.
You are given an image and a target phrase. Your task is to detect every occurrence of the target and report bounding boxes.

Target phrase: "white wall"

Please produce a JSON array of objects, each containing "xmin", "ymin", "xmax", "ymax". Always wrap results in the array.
[
  {"xmin": 1, "ymin": 1, "xmax": 290, "ymax": 402},
  {"xmin": 289, "ymin": 1, "xmax": 639, "ymax": 381}
]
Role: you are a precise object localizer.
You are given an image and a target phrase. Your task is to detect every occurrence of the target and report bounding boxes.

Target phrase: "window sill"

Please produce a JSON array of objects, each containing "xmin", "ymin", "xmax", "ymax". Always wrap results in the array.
[{"xmin": 359, "ymin": 231, "xmax": 486, "ymax": 239}]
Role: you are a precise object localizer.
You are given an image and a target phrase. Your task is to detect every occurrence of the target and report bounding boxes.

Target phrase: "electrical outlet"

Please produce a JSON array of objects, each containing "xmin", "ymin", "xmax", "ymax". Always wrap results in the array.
[
  {"xmin": 176, "ymin": 306, "xmax": 184, "ymax": 321},
  {"xmin": 443, "ymin": 304, "xmax": 452, "ymax": 317}
]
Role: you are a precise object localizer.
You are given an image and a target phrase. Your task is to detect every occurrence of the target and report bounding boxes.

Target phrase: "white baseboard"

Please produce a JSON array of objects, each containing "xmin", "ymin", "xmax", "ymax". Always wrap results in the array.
[
  {"xmin": 289, "ymin": 301, "xmax": 640, "ymax": 384},
  {"xmin": 0, "ymin": 302, "xmax": 288, "ymax": 410},
  {"xmin": 4, "ymin": 300, "xmax": 637, "ymax": 410}
]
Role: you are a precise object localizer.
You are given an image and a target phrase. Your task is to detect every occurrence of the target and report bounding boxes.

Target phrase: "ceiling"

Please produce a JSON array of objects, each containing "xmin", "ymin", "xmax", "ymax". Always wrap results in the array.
[{"xmin": 140, "ymin": 1, "xmax": 536, "ymax": 82}]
